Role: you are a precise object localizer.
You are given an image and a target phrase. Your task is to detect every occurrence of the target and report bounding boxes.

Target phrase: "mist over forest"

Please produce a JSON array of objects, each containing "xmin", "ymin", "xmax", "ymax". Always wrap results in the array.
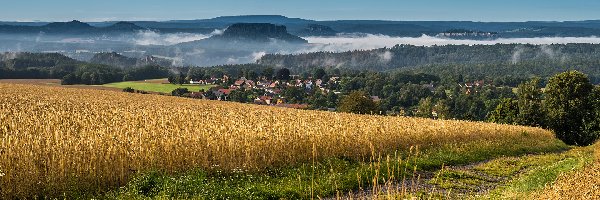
[{"xmin": 3, "ymin": 15, "xmax": 600, "ymax": 67}]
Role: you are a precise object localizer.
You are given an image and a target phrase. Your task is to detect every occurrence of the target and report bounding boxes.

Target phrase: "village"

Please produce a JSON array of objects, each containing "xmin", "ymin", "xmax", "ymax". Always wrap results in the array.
[
  {"xmin": 171, "ymin": 71, "xmax": 495, "ymax": 118},
  {"xmin": 186, "ymin": 75, "xmax": 346, "ymax": 110}
]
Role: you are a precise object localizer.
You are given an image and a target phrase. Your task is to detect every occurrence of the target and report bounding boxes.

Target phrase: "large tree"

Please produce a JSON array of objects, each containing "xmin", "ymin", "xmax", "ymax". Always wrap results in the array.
[
  {"xmin": 262, "ymin": 67, "xmax": 274, "ymax": 80},
  {"xmin": 338, "ymin": 91, "xmax": 379, "ymax": 115},
  {"xmin": 313, "ymin": 68, "xmax": 327, "ymax": 80},
  {"xmin": 546, "ymin": 71, "xmax": 598, "ymax": 146},
  {"xmin": 187, "ymin": 67, "xmax": 205, "ymax": 81},
  {"xmin": 275, "ymin": 68, "xmax": 291, "ymax": 81}
]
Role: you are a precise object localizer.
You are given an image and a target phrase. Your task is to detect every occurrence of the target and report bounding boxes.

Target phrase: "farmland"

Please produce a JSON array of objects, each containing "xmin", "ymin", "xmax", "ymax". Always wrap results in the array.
[
  {"xmin": 103, "ymin": 79, "xmax": 215, "ymax": 93},
  {"xmin": 534, "ymin": 143, "xmax": 600, "ymax": 199},
  {"xmin": 0, "ymin": 83, "xmax": 572, "ymax": 199}
]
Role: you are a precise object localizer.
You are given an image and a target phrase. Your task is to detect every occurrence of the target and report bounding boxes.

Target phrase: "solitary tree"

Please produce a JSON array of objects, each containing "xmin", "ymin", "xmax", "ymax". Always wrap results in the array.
[
  {"xmin": 546, "ymin": 71, "xmax": 598, "ymax": 146},
  {"xmin": 338, "ymin": 91, "xmax": 379, "ymax": 115}
]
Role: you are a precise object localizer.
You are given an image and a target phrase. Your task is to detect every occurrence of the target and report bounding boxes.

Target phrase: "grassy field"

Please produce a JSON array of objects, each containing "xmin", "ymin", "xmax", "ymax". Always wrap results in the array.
[
  {"xmin": 103, "ymin": 79, "xmax": 214, "ymax": 93},
  {"xmin": 0, "ymin": 83, "xmax": 570, "ymax": 199}
]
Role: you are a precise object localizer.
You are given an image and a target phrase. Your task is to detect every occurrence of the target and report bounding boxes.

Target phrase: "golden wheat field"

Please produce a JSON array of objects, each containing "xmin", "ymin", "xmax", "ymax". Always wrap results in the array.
[
  {"xmin": 535, "ymin": 144, "xmax": 600, "ymax": 199},
  {"xmin": 0, "ymin": 83, "xmax": 561, "ymax": 198}
]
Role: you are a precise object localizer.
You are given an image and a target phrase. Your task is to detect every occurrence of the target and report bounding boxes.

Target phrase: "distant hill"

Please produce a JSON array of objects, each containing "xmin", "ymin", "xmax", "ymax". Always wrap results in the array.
[
  {"xmin": 4, "ymin": 16, "xmax": 600, "ymax": 37},
  {"xmin": 295, "ymin": 24, "xmax": 338, "ymax": 36},
  {"xmin": 196, "ymin": 15, "xmax": 313, "ymax": 24},
  {"xmin": 0, "ymin": 52, "xmax": 82, "ymax": 79},
  {"xmin": 0, "ymin": 20, "xmax": 147, "ymax": 35},
  {"xmin": 207, "ymin": 23, "xmax": 308, "ymax": 43},
  {"xmin": 90, "ymin": 52, "xmax": 172, "ymax": 69},
  {"xmin": 0, "ymin": 52, "xmax": 79, "ymax": 69},
  {"xmin": 102, "ymin": 22, "xmax": 146, "ymax": 32}
]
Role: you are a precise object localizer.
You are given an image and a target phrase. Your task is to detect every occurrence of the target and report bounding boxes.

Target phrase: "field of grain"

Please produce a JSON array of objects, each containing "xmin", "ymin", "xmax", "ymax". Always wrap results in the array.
[
  {"xmin": 0, "ymin": 83, "xmax": 563, "ymax": 198},
  {"xmin": 535, "ymin": 143, "xmax": 600, "ymax": 199}
]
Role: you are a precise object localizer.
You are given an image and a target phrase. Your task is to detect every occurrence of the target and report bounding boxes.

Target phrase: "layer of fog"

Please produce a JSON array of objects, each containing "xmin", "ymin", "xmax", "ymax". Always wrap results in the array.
[
  {"xmin": 302, "ymin": 34, "xmax": 600, "ymax": 53},
  {"xmin": 4, "ymin": 31, "xmax": 600, "ymax": 66},
  {"xmin": 132, "ymin": 29, "xmax": 223, "ymax": 46},
  {"xmin": 129, "ymin": 34, "xmax": 600, "ymax": 66}
]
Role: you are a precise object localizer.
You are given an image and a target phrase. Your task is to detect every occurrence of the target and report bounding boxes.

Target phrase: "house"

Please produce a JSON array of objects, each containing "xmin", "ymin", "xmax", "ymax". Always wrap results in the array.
[
  {"xmin": 269, "ymin": 81, "xmax": 280, "ymax": 88},
  {"xmin": 291, "ymin": 79, "xmax": 303, "ymax": 87},
  {"xmin": 254, "ymin": 95, "xmax": 273, "ymax": 105},
  {"xmin": 213, "ymin": 89, "xmax": 234, "ymax": 100},
  {"xmin": 243, "ymin": 80, "xmax": 256, "ymax": 89},
  {"xmin": 330, "ymin": 77, "xmax": 340, "ymax": 83},
  {"xmin": 218, "ymin": 89, "xmax": 233, "ymax": 95},
  {"xmin": 474, "ymin": 80, "xmax": 485, "ymax": 87},
  {"xmin": 233, "ymin": 80, "xmax": 245, "ymax": 87},
  {"xmin": 256, "ymin": 80, "xmax": 272, "ymax": 88},
  {"xmin": 304, "ymin": 80, "xmax": 313, "ymax": 90},
  {"xmin": 189, "ymin": 92, "xmax": 205, "ymax": 99},
  {"xmin": 222, "ymin": 75, "xmax": 230, "ymax": 83},
  {"xmin": 205, "ymin": 78, "xmax": 220, "ymax": 85},
  {"xmin": 189, "ymin": 80, "xmax": 205, "ymax": 84},
  {"xmin": 315, "ymin": 79, "xmax": 323, "ymax": 87},
  {"xmin": 371, "ymin": 96, "xmax": 381, "ymax": 103}
]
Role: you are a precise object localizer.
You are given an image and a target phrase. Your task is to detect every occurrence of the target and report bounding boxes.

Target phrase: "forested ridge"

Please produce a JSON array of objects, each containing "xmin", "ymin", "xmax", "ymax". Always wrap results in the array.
[{"xmin": 258, "ymin": 43, "xmax": 600, "ymax": 83}]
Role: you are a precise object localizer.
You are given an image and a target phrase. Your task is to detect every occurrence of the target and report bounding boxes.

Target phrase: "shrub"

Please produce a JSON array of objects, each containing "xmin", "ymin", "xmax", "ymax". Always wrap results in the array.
[{"xmin": 122, "ymin": 87, "xmax": 135, "ymax": 93}]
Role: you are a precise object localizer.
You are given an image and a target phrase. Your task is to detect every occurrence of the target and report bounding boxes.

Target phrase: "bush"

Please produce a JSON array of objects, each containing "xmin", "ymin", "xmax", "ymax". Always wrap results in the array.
[
  {"xmin": 171, "ymin": 88, "xmax": 189, "ymax": 97},
  {"xmin": 122, "ymin": 87, "xmax": 135, "ymax": 93}
]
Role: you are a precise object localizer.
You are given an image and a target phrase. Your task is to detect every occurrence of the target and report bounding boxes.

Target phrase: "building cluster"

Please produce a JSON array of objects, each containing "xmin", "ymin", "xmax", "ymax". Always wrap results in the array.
[{"xmin": 188, "ymin": 76, "xmax": 342, "ymax": 109}]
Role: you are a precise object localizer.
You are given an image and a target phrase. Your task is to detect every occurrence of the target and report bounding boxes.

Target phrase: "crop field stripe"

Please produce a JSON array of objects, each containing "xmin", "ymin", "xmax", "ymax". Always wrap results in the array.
[{"xmin": 0, "ymin": 83, "xmax": 565, "ymax": 198}]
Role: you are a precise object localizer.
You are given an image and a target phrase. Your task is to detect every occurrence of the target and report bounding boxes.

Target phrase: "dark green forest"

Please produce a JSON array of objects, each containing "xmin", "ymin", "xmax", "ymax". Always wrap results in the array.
[{"xmin": 258, "ymin": 43, "xmax": 600, "ymax": 84}]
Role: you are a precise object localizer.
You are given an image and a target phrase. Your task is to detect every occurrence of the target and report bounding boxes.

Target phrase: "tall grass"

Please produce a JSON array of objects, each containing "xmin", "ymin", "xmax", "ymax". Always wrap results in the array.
[{"xmin": 0, "ymin": 83, "xmax": 564, "ymax": 198}]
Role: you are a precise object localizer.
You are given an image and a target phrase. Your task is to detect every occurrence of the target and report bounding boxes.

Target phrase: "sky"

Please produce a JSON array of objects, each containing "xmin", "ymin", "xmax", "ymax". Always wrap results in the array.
[{"xmin": 1, "ymin": 0, "xmax": 600, "ymax": 22}]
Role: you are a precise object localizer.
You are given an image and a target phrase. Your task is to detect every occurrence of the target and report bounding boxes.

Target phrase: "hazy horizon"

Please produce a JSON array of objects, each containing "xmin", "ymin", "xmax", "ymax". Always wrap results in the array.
[{"xmin": 2, "ymin": 0, "xmax": 600, "ymax": 22}]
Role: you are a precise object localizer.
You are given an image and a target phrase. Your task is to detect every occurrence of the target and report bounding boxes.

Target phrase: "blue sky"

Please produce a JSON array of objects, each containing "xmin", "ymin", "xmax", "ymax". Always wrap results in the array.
[{"xmin": 1, "ymin": 0, "xmax": 599, "ymax": 22}]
